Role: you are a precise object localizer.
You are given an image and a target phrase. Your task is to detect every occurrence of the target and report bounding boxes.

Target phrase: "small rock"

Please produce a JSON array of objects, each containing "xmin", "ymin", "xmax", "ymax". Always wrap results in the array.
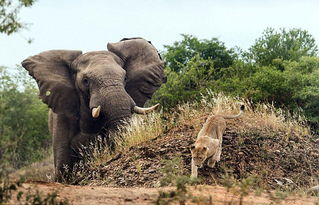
[
  {"xmin": 283, "ymin": 178, "xmax": 294, "ymax": 184},
  {"xmin": 274, "ymin": 179, "xmax": 283, "ymax": 186}
]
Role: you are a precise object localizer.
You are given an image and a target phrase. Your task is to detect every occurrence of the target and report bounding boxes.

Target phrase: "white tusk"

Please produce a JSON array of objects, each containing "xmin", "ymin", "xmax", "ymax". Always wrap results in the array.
[
  {"xmin": 133, "ymin": 103, "xmax": 160, "ymax": 115},
  {"xmin": 92, "ymin": 105, "xmax": 101, "ymax": 118}
]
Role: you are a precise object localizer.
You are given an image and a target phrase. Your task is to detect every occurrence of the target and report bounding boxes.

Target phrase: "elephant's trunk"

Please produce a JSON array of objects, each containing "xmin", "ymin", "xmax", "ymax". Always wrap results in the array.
[
  {"xmin": 89, "ymin": 86, "xmax": 159, "ymax": 132},
  {"xmin": 90, "ymin": 86, "xmax": 134, "ymax": 128}
]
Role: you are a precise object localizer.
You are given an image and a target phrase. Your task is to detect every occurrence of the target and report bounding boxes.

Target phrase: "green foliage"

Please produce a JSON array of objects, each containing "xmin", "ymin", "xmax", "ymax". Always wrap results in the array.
[
  {"xmin": 0, "ymin": 0, "xmax": 36, "ymax": 35},
  {"xmin": 156, "ymin": 157, "xmax": 201, "ymax": 205},
  {"xmin": 159, "ymin": 157, "xmax": 184, "ymax": 187},
  {"xmin": 152, "ymin": 55, "xmax": 217, "ymax": 108},
  {"xmin": 0, "ymin": 66, "xmax": 50, "ymax": 173},
  {"xmin": 0, "ymin": 178, "xmax": 23, "ymax": 203},
  {"xmin": 155, "ymin": 176, "xmax": 201, "ymax": 205},
  {"xmin": 214, "ymin": 56, "xmax": 319, "ymax": 127},
  {"xmin": 248, "ymin": 28, "xmax": 318, "ymax": 67},
  {"xmin": 0, "ymin": 178, "xmax": 69, "ymax": 204},
  {"xmin": 153, "ymin": 30, "xmax": 319, "ymax": 129},
  {"xmin": 284, "ymin": 57, "xmax": 319, "ymax": 126},
  {"xmin": 216, "ymin": 65, "xmax": 292, "ymax": 105},
  {"xmin": 220, "ymin": 173, "xmax": 267, "ymax": 204},
  {"xmin": 22, "ymin": 190, "xmax": 69, "ymax": 205},
  {"xmin": 164, "ymin": 34, "xmax": 236, "ymax": 72}
]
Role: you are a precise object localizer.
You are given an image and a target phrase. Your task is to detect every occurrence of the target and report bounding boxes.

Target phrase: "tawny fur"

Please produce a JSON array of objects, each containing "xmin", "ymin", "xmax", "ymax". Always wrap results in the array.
[{"xmin": 190, "ymin": 105, "xmax": 245, "ymax": 178}]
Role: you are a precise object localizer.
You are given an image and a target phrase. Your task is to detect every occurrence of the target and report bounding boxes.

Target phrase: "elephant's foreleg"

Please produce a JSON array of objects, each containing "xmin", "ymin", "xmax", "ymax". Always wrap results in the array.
[
  {"xmin": 48, "ymin": 109, "xmax": 54, "ymax": 136},
  {"xmin": 52, "ymin": 112, "xmax": 79, "ymax": 182},
  {"xmin": 53, "ymin": 138, "xmax": 75, "ymax": 182}
]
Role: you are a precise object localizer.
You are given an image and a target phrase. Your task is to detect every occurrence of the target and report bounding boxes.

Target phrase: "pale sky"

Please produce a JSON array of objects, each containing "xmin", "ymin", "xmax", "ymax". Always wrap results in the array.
[{"xmin": 1, "ymin": 0, "xmax": 319, "ymax": 68}]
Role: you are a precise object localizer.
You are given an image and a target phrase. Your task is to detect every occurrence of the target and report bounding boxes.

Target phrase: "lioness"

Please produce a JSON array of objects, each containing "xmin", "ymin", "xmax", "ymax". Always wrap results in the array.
[{"xmin": 190, "ymin": 105, "xmax": 245, "ymax": 178}]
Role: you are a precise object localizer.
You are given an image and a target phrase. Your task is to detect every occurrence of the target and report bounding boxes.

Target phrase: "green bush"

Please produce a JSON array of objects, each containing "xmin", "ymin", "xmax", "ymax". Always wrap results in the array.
[
  {"xmin": 152, "ymin": 31, "xmax": 319, "ymax": 130},
  {"xmin": 284, "ymin": 57, "xmax": 319, "ymax": 126},
  {"xmin": 245, "ymin": 66, "xmax": 289, "ymax": 103},
  {"xmin": 214, "ymin": 56, "xmax": 319, "ymax": 127},
  {"xmin": 152, "ymin": 55, "xmax": 217, "ymax": 108},
  {"xmin": 163, "ymin": 34, "xmax": 236, "ymax": 72},
  {"xmin": 0, "ymin": 66, "xmax": 50, "ymax": 174},
  {"xmin": 247, "ymin": 28, "xmax": 318, "ymax": 67}
]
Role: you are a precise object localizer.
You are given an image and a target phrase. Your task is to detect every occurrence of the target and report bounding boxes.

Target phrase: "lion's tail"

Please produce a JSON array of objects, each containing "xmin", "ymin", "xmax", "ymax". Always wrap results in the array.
[{"xmin": 222, "ymin": 105, "xmax": 245, "ymax": 119}]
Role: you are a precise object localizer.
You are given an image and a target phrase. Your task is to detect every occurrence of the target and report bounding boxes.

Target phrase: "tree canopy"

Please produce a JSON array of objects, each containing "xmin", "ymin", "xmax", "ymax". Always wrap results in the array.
[
  {"xmin": 163, "ymin": 34, "xmax": 236, "ymax": 73},
  {"xmin": 0, "ymin": 66, "xmax": 49, "ymax": 174},
  {"xmin": 0, "ymin": 0, "xmax": 35, "ymax": 35},
  {"xmin": 152, "ymin": 28, "xmax": 319, "ymax": 129},
  {"xmin": 248, "ymin": 28, "xmax": 318, "ymax": 67}
]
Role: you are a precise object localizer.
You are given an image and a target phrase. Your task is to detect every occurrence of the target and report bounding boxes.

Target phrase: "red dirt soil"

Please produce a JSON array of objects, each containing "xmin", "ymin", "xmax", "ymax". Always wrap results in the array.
[{"xmin": 9, "ymin": 182, "xmax": 317, "ymax": 205}]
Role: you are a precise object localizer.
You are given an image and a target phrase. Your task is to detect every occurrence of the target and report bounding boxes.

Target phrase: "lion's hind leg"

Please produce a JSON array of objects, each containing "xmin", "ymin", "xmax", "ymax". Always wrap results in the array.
[
  {"xmin": 215, "ymin": 126, "xmax": 225, "ymax": 162},
  {"xmin": 215, "ymin": 147, "xmax": 222, "ymax": 162}
]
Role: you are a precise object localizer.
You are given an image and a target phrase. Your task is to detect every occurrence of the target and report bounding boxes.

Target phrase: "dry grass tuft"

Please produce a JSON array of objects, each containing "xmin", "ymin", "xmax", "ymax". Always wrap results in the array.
[
  {"xmin": 9, "ymin": 155, "xmax": 54, "ymax": 182},
  {"xmin": 175, "ymin": 91, "xmax": 310, "ymax": 139},
  {"xmin": 116, "ymin": 112, "xmax": 164, "ymax": 150},
  {"xmin": 77, "ymin": 112, "xmax": 165, "ymax": 180}
]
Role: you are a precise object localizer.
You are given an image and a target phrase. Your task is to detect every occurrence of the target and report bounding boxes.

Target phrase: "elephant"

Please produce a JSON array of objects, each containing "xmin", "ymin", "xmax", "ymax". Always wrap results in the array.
[{"xmin": 21, "ymin": 38, "xmax": 165, "ymax": 182}]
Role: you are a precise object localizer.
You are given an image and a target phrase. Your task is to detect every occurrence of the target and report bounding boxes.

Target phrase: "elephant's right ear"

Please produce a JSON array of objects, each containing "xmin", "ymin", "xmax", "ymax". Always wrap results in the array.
[{"xmin": 21, "ymin": 50, "xmax": 82, "ymax": 117}]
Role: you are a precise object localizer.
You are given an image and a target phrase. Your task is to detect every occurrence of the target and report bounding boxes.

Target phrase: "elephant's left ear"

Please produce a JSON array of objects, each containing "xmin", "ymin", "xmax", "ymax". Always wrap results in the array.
[
  {"xmin": 21, "ymin": 50, "xmax": 82, "ymax": 117},
  {"xmin": 107, "ymin": 38, "xmax": 165, "ymax": 106}
]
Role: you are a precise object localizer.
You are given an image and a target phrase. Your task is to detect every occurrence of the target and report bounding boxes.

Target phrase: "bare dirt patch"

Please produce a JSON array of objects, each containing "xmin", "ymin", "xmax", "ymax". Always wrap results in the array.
[{"xmin": 9, "ymin": 182, "xmax": 317, "ymax": 205}]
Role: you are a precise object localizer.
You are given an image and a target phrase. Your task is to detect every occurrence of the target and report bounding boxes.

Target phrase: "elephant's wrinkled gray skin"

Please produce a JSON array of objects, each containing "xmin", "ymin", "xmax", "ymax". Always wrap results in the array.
[{"xmin": 21, "ymin": 38, "xmax": 165, "ymax": 182}]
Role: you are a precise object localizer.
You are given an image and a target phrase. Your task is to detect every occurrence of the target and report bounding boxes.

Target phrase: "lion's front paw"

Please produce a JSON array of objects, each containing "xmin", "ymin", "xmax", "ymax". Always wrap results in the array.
[
  {"xmin": 216, "ymin": 155, "xmax": 221, "ymax": 162},
  {"xmin": 215, "ymin": 149, "xmax": 222, "ymax": 162},
  {"xmin": 207, "ymin": 158, "xmax": 216, "ymax": 168}
]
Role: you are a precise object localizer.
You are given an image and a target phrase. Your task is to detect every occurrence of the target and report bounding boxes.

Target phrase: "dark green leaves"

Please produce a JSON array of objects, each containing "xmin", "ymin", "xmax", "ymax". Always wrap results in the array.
[
  {"xmin": 163, "ymin": 34, "xmax": 236, "ymax": 73},
  {"xmin": 0, "ymin": 0, "xmax": 36, "ymax": 35},
  {"xmin": 0, "ymin": 66, "xmax": 49, "ymax": 172},
  {"xmin": 248, "ymin": 28, "xmax": 318, "ymax": 67}
]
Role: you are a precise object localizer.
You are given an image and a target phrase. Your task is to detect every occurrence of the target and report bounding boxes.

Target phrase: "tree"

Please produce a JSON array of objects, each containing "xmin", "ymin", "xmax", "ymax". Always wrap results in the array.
[
  {"xmin": 248, "ymin": 28, "xmax": 318, "ymax": 68},
  {"xmin": 0, "ymin": 0, "xmax": 35, "ymax": 35},
  {"xmin": 151, "ymin": 55, "xmax": 216, "ymax": 108},
  {"xmin": 0, "ymin": 66, "xmax": 49, "ymax": 172},
  {"xmin": 284, "ymin": 57, "xmax": 319, "ymax": 127},
  {"xmin": 164, "ymin": 34, "xmax": 236, "ymax": 72}
]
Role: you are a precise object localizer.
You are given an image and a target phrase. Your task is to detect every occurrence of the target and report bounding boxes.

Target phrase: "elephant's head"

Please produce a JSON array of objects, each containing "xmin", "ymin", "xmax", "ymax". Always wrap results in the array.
[{"xmin": 21, "ymin": 38, "xmax": 165, "ymax": 134}]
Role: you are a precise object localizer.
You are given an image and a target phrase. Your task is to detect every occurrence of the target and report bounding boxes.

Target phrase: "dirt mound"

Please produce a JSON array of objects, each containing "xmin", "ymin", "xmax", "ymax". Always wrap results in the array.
[
  {"xmin": 96, "ymin": 124, "xmax": 196, "ymax": 187},
  {"xmin": 89, "ymin": 116, "xmax": 319, "ymax": 190}
]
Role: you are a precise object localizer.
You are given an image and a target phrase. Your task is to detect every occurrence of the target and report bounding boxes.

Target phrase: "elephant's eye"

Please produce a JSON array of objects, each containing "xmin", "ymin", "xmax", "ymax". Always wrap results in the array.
[{"xmin": 82, "ymin": 78, "xmax": 89, "ymax": 86}]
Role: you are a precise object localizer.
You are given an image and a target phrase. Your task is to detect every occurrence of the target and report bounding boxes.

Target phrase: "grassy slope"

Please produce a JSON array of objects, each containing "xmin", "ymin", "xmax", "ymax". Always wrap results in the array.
[
  {"xmin": 12, "ymin": 93, "xmax": 319, "ymax": 192},
  {"xmin": 62, "ymin": 93, "xmax": 318, "ymax": 191}
]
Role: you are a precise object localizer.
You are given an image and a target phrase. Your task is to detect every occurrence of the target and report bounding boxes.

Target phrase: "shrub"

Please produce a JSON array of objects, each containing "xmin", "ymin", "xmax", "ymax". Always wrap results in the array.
[
  {"xmin": 163, "ymin": 34, "xmax": 236, "ymax": 73},
  {"xmin": 247, "ymin": 28, "xmax": 318, "ymax": 67},
  {"xmin": 151, "ymin": 55, "xmax": 217, "ymax": 108},
  {"xmin": 0, "ymin": 66, "xmax": 50, "ymax": 173}
]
